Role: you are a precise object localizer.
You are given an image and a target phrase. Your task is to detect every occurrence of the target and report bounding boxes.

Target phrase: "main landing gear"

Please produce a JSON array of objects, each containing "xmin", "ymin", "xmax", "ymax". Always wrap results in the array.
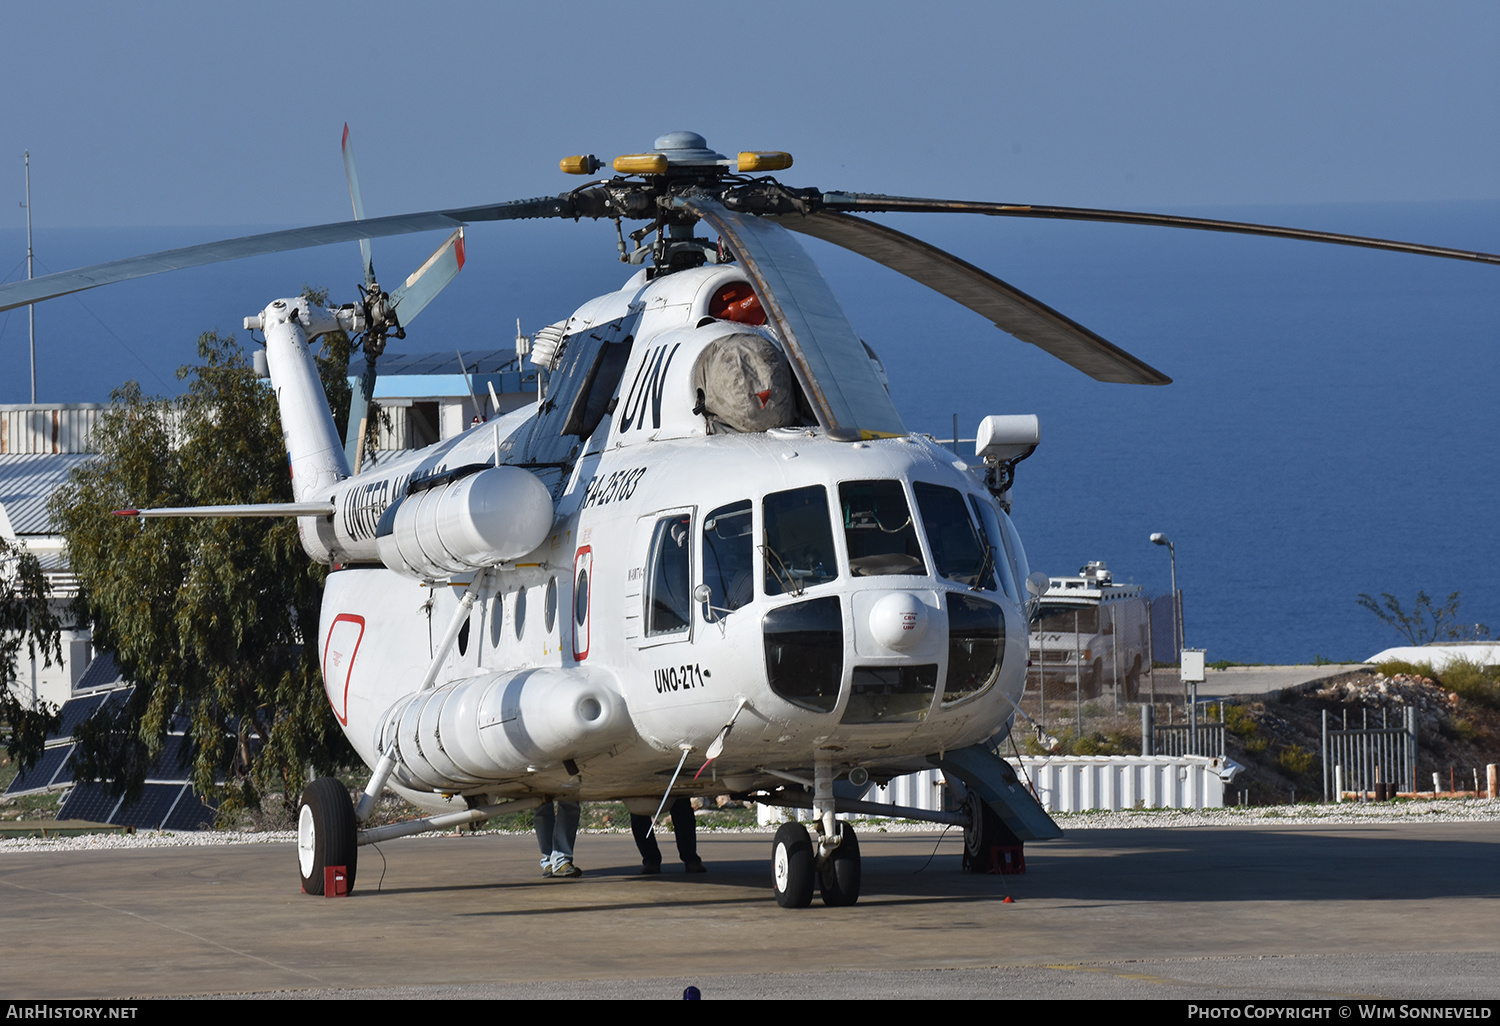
[
  {"xmin": 772, "ymin": 819, "xmax": 861, "ymax": 908},
  {"xmin": 298, "ymin": 777, "xmax": 358, "ymax": 895}
]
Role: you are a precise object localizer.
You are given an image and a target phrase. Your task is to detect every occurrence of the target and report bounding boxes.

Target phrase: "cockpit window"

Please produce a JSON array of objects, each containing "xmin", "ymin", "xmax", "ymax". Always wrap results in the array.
[
  {"xmin": 968, "ymin": 495, "xmax": 1019, "ymax": 600},
  {"xmin": 839, "ymin": 480, "xmax": 926, "ymax": 577},
  {"xmin": 996, "ymin": 507, "xmax": 1029, "ymax": 589},
  {"xmin": 914, "ymin": 483, "xmax": 994, "ymax": 590},
  {"xmin": 762, "ymin": 486, "xmax": 838, "ymax": 596},
  {"xmin": 646, "ymin": 514, "xmax": 693, "ymax": 636},
  {"xmin": 703, "ymin": 500, "xmax": 754, "ymax": 612}
]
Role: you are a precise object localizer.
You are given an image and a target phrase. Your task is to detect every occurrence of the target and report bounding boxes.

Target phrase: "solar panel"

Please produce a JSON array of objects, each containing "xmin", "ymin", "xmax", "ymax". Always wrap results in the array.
[
  {"xmin": 117, "ymin": 783, "xmax": 184, "ymax": 829},
  {"xmin": 4, "ymin": 744, "xmax": 73, "ymax": 795},
  {"xmin": 54, "ymin": 693, "xmax": 107, "ymax": 740},
  {"xmin": 150, "ymin": 734, "xmax": 192, "ymax": 781},
  {"xmin": 57, "ymin": 783, "xmax": 122, "ymax": 824},
  {"xmin": 97, "ymin": 686, "xmax": 136, "ymax": 718},
  {"xmin": 74, "ymin": 652, "xmax": 123, "ymax": 691},
  {"xmin": 162, "ymin": 791, "xmax": 219, "ymax": 831}
]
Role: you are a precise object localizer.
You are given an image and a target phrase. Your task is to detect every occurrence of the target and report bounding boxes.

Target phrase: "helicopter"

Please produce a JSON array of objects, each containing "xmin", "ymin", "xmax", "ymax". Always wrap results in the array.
[{"xmin": 3, "ymin": 130, "xmax": 1496, "ymax": 909}]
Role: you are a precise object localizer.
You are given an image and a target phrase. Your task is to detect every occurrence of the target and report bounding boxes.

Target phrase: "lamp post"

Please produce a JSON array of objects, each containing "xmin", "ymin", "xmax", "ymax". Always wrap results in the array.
[{"xmin": 1150, "ymin": 532, "xmax": 1182, "ymax": 660}]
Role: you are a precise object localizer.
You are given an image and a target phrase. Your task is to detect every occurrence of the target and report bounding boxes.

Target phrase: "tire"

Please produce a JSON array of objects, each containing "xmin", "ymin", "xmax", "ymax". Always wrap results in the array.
[
  {"xmin": 772, "ymin": 821, "xmax": 814, "ymax": 908},
  {"xmin": 1125, "ymin": 655, "xmax": 1143, "ymax": 700},
  {"xmin": 297, "ymin": 777, "xmax": 358, "ymax": 895},
  {"xmin": 962, "ymin": 790, "xmax": 1000, "ymax": 873},
  {"xmin": 819, "ymin": 822, "xmax": 861, "ymax": 907},
  {"xmin": 1087, "ymin": 659, "xmax": 1104, "ymax": 697}
]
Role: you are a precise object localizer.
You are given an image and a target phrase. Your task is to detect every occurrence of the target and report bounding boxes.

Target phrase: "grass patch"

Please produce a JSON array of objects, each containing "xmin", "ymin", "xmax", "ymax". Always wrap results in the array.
[
  {"xmin": 1436, "ymin": 658, "xmax": 1500, "ymax": 710},
  {"xmin": 1374, "ymin": 658, "xmax": 1438, "ymax": 678}
]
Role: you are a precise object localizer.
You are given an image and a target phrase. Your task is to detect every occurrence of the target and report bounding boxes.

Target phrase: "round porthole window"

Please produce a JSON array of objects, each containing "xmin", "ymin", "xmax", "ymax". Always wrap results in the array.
[
  {"xmin": 575, "ymin": 568, "xmax": 589, "ymax": 626},
  {"xmin": 514, "ymin": 588, "xmax": 527, "ymax": 640},
  {"xmin": 490, "ymin": 594, "xmax": 504, "ymax": 647},
  {"xmin": 544, "ymin": 577, "xmax": 558, "ymax": 633}
]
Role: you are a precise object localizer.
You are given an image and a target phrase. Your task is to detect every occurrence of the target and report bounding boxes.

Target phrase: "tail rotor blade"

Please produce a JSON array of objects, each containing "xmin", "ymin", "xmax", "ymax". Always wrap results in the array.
[
  {"xmin": 389, "ymin": 228, "xmax": 466, "ymax": 326},
  {"xmin": 342, "ymin": 123, "xmax": 376, "ymax": 289}
]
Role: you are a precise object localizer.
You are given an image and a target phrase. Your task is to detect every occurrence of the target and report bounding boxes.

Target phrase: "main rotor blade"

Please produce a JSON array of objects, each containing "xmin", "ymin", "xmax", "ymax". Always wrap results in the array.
[
  {"xmin": 679, "ymin": 196, "xmax": 906, "ymax": 440},
  {"xmin": 389, "ymin": 227, "xmax": 466, "ymax": 325},
  {"xmin": 0, "ymin": 196, "xmax": 571, "ymax": 314},
  {"xmin": 818, "ymin": 194, "xmax": 1500, "ymax": 266},
  {"xmin": 775, "ymin": 210, "xmax": 1170, "ymax": 386},
  {"xmin": 342, "ymin": 123, "xmax": 376, "ymax": 290}
]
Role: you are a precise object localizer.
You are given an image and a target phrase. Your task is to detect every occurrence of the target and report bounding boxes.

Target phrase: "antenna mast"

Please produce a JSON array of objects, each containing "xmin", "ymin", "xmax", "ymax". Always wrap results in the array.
[{"xmin": 23, "ymin": 151, "xmax": 35, "ymax": 403}]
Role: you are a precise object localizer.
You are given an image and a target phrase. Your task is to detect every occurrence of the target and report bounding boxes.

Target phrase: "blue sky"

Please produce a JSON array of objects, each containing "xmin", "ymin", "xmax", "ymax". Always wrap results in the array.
[
  {"xmin": 1, "ymin": 1, "xmax": 1496, "ymax": 660},
  {"xmin": 3, "ymin": 1, "xmax": 1497, "ymax": 229}
]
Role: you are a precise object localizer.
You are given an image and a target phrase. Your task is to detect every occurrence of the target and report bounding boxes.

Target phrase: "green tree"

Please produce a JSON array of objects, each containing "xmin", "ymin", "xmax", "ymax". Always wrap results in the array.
[
  {"xmin": 1357, "ymin": 590, "xmax": 1491, "ymax": 646},
  {"xmin": 0, "ymin": 538, "xmax": 62, "ymax": 770},
  {"xmin": 52, "ymin": 324, "xmax": 355, "ymax": 815}
]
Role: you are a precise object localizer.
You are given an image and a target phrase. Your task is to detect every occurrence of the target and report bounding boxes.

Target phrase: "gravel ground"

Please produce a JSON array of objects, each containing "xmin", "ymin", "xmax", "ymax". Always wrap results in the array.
[{"xmin": 2, "ymin": 798, "xmax": 1497, "ymax": 853}]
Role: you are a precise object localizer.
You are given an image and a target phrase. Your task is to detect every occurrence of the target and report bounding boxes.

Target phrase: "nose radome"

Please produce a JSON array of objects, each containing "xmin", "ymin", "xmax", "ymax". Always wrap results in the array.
[{"xmin": 868, "ymin": 592, "xmax": 928, "ymax": 651}]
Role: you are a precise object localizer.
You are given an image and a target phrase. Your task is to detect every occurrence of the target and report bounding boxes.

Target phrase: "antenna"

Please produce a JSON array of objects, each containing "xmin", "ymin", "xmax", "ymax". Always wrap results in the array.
[
  {"xmin": 455, "ymin": 350, "xmax": 481, "ymax": 423},
  {"xmin": 23, "ymin": 151, "xmax": 34, "ymax": 403}
]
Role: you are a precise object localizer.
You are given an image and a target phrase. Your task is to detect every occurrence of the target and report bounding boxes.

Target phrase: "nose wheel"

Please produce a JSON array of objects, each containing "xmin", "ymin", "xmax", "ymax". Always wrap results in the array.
[
  {"xmin": 771, "ymin": 820, "xmax": 862, "ymax": 908},
  {"xmin": 817, "ymin": 821, "xmax": 861, "ymax": 906}
]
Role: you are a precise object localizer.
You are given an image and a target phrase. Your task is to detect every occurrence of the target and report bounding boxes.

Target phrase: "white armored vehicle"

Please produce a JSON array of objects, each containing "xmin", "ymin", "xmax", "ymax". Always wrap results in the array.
[{"xmin": 1029, "ymin": 561, "xmax": 1150, "ymax": 698}]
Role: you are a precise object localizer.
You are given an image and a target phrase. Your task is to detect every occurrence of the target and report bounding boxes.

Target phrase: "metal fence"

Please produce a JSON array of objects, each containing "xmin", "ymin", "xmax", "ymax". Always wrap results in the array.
[
  {"xmin": 1322, "ymin": 706, "xmax": 1417, "ymax": 800},
  {"xmin": 1143, "ymin": 702, "xmax": 1225, "ymax": 758},
  {"xmin": 1153, "ymin": 722, "xmax": 1226, "ymax": 759}
]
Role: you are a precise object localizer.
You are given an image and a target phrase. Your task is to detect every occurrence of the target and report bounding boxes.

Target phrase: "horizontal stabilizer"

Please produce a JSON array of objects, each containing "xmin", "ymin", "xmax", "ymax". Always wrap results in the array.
[{"xmin": 114, "ymin": 502, "xmax": 336, "ymax": 518}]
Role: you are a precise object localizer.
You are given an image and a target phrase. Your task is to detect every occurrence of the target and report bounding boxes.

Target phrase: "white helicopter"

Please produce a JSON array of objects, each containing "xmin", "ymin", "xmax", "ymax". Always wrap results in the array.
[{"xmin": 3, "ymin": 130, "xmax": 1496, "ymax": 908}]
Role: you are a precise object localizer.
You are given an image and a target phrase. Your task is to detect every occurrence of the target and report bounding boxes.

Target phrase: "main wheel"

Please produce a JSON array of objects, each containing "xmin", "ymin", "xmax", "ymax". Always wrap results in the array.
[
  {"xmin": 1125, "ymin": 655, "xmax": 1143, "ymax": 700},
  {"xmin": 962, "ymin": 790, "xmax": 1000, "ymax": 873},
  {"xmin": 772, "ymin": 821, "xmax": 814, "ymax": 908},
  {"xmin": 819, "ymin": 822, "xmax": 861, "ymax": 907},
  {"xmin": 297, "ymin": 777, "xmax": 358, "ymax": 895}
]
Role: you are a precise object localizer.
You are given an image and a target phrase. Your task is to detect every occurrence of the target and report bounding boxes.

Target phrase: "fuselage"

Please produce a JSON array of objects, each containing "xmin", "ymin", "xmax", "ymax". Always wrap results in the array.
[{"xmin": 307, "ymin": 265, "xmax": 1034, "ymax": 809}]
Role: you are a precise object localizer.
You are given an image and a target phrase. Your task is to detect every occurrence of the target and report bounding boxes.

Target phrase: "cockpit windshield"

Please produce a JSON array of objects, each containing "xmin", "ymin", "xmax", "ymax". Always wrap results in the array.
[
  {"xmin": 914, "ymin": 483, "xmax": 994, "ymax": 590},
  {"xmin": 762, "ymin": 486, "xmax": 839, "ymax": 596},
  {"xmin": 839, "ymin": 480, "xmax": 926, "ymax": 577}
]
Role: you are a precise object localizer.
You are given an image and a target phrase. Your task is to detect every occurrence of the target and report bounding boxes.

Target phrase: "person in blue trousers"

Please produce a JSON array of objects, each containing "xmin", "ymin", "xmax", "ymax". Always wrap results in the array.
[{"xmin": 536, "ymin": 800, "xmax": 582, "ymax": 878}]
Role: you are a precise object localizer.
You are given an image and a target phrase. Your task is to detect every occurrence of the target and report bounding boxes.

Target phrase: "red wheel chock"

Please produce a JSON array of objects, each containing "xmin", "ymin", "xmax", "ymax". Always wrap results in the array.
[
  {"xmin": 964, "ymin": 845, "xmax": 1026, "ymax": 874},
  {"xmin": 324, "ymin": 865, "xmax": 351, "ymax": 896}
]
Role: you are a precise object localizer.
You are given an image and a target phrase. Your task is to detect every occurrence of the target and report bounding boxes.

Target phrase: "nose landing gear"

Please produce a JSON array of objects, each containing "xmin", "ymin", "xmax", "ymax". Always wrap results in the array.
[{"xmin": 771, "ymin": 818, "xmax": 863, "ymax": 908}]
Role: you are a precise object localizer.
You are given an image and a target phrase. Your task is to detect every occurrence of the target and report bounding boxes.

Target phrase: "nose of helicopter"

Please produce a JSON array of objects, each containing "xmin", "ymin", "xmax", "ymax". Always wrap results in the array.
[{"xmin": 867, "ymin": 591, "xmax": 929, "ymax": 651}]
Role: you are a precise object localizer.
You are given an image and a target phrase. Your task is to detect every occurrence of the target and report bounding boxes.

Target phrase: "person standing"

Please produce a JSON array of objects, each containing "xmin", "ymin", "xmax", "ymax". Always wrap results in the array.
[
  {"xmin": 536, "ymin": 800, "xmax": 582, "ymax": 878},
  {"xmin": 632, "ymin": 797, "xmax": 705, "ymax": 874}
]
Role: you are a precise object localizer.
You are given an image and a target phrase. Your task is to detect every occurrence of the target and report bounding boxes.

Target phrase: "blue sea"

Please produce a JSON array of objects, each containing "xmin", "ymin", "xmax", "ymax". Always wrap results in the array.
[{"xmin": 1, "ymin": 201, "xmax": 1495, "ymax": 664}]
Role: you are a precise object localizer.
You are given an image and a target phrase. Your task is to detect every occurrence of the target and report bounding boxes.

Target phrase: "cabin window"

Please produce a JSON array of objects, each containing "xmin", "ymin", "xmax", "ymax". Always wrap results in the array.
[
  {"xmin": 914, "ymin": 483, "xmax": 993, "ymax": 590},
  {"xmin": 490, "ymin": 594, "xmax": 505, "ymax": 647},
  {"xmin": 575, "ymin": 568, "xmax": 590, "ymax": 626},
  {"xmin": 762, "ymin": 486, "xmax": 838, "ymax": 597},
  {"xmin": 545, "ymin": 577, "xmax": 558, "ymax": 634},
  {"xmin": 839, "ymin": 480, "xmax": 925, "ymax": 577},
  {"xmin": 646, "ymin": 514, "xmax": 693, "ymax": 635},
  {"xmin": 515, "ymin": 588, "xmax": 527, "ymax": 640},
  {"xmin": 702, "ymin": 500, "xmax": 754, "ymax": 613}
]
